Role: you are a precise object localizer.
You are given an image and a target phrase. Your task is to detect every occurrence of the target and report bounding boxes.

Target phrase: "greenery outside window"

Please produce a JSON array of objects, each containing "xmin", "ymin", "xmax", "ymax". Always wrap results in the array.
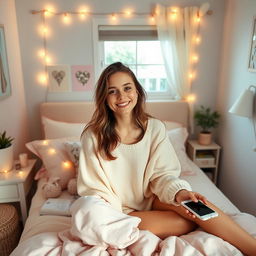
[{"xmin": 93, "ymin": 22, "xmax": 175, "ymax": 100}]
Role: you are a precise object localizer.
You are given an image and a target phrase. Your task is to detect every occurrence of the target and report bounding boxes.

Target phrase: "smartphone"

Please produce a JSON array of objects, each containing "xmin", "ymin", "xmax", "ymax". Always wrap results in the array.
[{"xmin": 181, "ymin": 200, "xmax": 218, "ymax": 221}]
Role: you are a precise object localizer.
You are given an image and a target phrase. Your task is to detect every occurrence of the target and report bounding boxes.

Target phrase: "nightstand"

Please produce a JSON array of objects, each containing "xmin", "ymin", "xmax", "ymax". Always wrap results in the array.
[
  {"xmin": 187, "ymin": 140, "xmax": 221, "ymax": 184},
  {"xmin": 0, "ymin": 159, "xmax": 37, "ymax": 226}
]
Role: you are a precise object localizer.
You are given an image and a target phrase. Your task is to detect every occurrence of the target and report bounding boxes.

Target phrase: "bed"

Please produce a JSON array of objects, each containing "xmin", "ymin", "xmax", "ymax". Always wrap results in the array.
[{"xmin": 11, "ymin": 101, "xmax": 256, "ymax": 255}]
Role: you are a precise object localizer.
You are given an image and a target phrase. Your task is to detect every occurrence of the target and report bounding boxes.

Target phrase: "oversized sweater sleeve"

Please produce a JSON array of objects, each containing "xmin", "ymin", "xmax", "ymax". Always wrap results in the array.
[
  {"xmin": 146, "ymin": 121, "xmax": 192, "ymax": 205},
  {"xmin": 77, "ymin": 131, "xmax": 122, "ymax": 212}
]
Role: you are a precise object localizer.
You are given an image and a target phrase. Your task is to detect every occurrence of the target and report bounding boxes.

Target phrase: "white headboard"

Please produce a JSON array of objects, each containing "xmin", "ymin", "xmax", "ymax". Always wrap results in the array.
[{"xmin": 40, "ymin": 101, "xmax": 189, "ymax": 127}]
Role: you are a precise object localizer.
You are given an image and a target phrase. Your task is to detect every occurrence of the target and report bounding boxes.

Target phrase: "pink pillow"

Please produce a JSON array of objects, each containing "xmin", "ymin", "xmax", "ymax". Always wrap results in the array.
[
  {"xmin": 26, "ymin": 137, "xmax": 78, "ymax": 189},
  {"xmin": 167, "ymin": 128, "xmax": 195, "ymax": 176}
]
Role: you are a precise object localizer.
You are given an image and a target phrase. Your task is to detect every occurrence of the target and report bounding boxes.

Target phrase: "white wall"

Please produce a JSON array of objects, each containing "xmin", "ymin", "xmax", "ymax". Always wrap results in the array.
[
  {"xmin": 217, "ymin": 0, "xmax": 256, "ymax": 215},
  {"xmin": 14, "ymin": 0, "xmax": 226, "ymax": 140},
  {"xmin": 0, "ymin": 0, "xmax": 29, "ymax": 159}
]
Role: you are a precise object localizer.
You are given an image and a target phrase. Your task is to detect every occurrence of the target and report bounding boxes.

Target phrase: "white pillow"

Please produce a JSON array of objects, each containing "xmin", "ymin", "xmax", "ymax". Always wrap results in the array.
[
  {"xmin": 42, "ymin": 116, "xmax": 86, "ymax": 139},
  {"xmin": 163, "ymin": 121, "xmax": 183, "ymax": 131},
  {"xmin": 167, "ymin": 127, "xmax": 195, "ymax": 176}
]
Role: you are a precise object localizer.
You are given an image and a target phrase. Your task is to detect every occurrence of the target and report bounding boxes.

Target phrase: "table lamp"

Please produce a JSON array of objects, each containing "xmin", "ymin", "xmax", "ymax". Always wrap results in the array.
[{"xmin": 229, "ymin": 85, "xmax": 256, "ymax": 151}]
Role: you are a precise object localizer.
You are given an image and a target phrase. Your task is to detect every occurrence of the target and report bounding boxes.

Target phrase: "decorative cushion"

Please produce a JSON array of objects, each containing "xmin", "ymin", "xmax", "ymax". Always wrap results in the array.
[
  {"xmin": 26, "ymin": 137, "xmax": 78, "ymax": 189},
  {"xmin": 42, "ymin": 116, "xmax": 86, "ymax": 139},
  {"xmin": 64, "ymin": 141, "xmax": 81, "ymax": 169},
  {"xmin": 167, "ymin": 127, "xmax": 195, "ymax": 176}
]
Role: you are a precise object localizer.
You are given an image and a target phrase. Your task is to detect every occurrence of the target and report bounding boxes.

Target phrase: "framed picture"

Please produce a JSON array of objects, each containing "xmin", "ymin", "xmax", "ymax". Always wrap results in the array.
[
  {"xmin": 47, "ymin": 65, "xmax": 70, "ymax": 92},
  {"xmin": 0, "ymin": 25, "xmax": 11, "ymax": 100},
  {"xmin": 71, "ymin": 65, "xmax": 94, "ymax": 92},
  {"xmin": 248, "ymin": 17, "xmax": 256, "ymax": 72}
]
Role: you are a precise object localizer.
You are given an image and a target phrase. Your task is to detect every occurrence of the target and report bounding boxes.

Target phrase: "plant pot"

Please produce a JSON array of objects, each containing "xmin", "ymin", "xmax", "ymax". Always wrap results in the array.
[
  {"xmin": 0, "ymin": 145, "xmax": 14, "ymax": 172},
  {"xmin": 198, "ymin": 132, "xmax": 212, "ymax": 145}
]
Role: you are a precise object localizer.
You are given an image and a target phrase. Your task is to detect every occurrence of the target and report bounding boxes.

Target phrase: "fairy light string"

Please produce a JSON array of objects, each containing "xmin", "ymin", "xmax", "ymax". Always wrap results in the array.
[{"xmin": 31, "ymin": 7, "xmax": 212, "ymax": 102}]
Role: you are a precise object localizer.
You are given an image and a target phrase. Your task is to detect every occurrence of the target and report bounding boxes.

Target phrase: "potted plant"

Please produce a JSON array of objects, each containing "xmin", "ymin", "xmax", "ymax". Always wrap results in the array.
[
  {"xmin": 0, "ymin": 131, "xmax": 14, "ymax": 172},
  {"xmin": 194, "ymin": 106, "xmax": 220, "ymax": 145}
]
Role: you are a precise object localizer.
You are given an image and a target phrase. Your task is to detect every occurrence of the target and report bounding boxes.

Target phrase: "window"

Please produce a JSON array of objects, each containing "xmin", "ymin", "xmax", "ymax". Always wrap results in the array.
[
  {"xmin": 93, "ymin": 21, "xmax": 174, "ymax": 100},
  {"xmin": 103, "ymin": 41, "xmax": 168, "ymax": 94}
]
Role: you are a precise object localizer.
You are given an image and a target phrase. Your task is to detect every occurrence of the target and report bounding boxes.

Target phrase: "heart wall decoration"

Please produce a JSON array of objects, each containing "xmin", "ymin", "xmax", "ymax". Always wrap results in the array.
[
  {"xmin": 47, "ymin": 65, "xmax": 70, "ymax": 92},
  {"xmin": 75, "ymin": 70, "xmax": 90, "ymax": 86},
  {"xmin": 52, "ymin": 70, "xmax": 66, "ymax": 86},
  {"xmin": 71, "ymin": 65, "xmax": 94, "ymax": 92}
]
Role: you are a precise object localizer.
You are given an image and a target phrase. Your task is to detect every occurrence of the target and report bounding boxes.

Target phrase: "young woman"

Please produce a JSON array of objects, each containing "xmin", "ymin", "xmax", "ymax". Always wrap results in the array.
[{"xmin": 78, "ymin": 62, "xmax": 256, "ymax": 255}]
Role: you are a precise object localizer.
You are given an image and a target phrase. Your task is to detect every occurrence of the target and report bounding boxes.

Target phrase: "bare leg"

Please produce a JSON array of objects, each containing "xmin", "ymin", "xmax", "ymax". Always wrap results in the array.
[
  {"xmin": 153, "ymin": 197, "xmax": 256, "ymax": 256},
  {"xmin": 129, "ymin": 210, "xmax": 197, "ymax": 239}
]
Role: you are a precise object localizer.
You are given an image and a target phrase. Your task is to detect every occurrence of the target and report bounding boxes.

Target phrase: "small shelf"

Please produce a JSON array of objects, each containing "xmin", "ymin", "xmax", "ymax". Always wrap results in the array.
[{"xmin": 187, "ymin": 140, "xmax": 221, "ymax": 185}]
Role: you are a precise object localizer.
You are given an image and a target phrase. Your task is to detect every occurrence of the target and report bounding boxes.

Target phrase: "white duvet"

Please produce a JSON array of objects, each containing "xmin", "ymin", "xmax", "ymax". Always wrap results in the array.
[{"xmin": 11, "ymin": 196, "xmax": 256, "ymax": 256}]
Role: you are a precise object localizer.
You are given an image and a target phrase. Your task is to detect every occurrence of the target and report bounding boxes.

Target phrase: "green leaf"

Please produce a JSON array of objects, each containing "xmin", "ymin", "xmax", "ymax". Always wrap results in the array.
[
  {"xmin": 194, "ymin": 105, "xmax": 220, "ymax": 132},
  {"xmin": 0, "ymin": 131, "xmax": 14, "ymax": 149}
]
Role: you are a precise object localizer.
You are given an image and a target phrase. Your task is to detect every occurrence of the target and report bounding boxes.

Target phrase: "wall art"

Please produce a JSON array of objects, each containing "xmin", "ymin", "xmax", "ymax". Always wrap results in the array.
[
  {"xmin": 48, "ymin": 65, "xmax": 70, "ymax": 92},
  {"xmin": 0, "ymin": 25, "xmax": 11, "ymax": 100},
  {"xmin": 248, "ymin": 17, "xmax": 256, "ymax": 72},
  {"xmin": 71, "ymin": 65, "xmax": 94, "ymax": 91}
]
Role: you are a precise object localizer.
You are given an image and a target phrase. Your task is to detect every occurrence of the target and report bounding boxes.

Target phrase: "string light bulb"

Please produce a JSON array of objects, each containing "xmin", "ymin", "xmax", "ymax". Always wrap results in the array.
[
  {"xmin": 43, "ymin": 9, "xmax": 50, "ymax": 17},
  {"xmin": 149, "ymin": 14, "xmax": 155, "ymax": 24},
  {"xmin": 170, "ymin": 8, "xmax": 178, "ymax": 20},
  {"xmin": 42, "ymin": 140, "xmax": 49, "ymax": 145},
  {"xmin": 37, "ymin": 72, "xmax": 48, "ymax": 85},
  {"xmin": 124, "ymin": 9, "xmax": 132, "ymax": 18},
  {"xmin": 111, "ymin": 13, "xmax": 117, "ymax": 21},
  {"xmin": 48, "ymin": 148, "xmax": 56, "ymax": 155},
  {"xmin": 187, "ymin": 94, "xmax": 196, "ymax": 102},
  {"xmin": 63, "ymin": 13, "xmax": 71, "ymax": 24},
  {"xmin": 192, "ymin": 54, "xmax": 199, "ymax": 63},
  {"xmin": 194, "ymin": 36, "xmax": 201, "ymax": 44},
  {"xmin": 63, "ymin": 161, "xmax": 72, "ymax": 169},
  {"xmin": 195, "ymin": 16, "xmax": 201, "ymax": 23},
  {"xmin": 188, "ymin": 71, "xmax": 196, "ymax": 80},
  {"xmin": 43, "ymin": 6, "xmax": 55, "ymax": 17},
  {"xmin": 79, "ymin": 8, "xmax": 89, "ymax": 20}
]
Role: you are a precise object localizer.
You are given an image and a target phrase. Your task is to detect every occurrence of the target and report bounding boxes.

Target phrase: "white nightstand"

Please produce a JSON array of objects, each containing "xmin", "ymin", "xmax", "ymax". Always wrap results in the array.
[
  {"xmin": 0, "ymin": 159, "xmax": 37, "ymax": 225},
  {"xmin": 187, "ymin": 140, "xmax": 221, "ymax": 184}
]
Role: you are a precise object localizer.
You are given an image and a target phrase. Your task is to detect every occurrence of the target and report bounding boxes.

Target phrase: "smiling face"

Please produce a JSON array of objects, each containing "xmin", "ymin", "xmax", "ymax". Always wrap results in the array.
[{"xmin": 106, "ymin": 72, "xmax": 138, "ymax": 117}]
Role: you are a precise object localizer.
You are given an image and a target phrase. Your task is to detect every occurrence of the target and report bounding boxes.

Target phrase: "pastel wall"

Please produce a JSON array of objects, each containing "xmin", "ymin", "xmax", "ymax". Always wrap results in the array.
[
  {"xmin": 217, "ymin": 0, "xmax": 256, "ymax": 215},
  {"xmin": 14, "ymin": 0, "xmax": 226, "ymax": 140},
  {"xmin": 0, "ymin": 0, "xmax": 29, "ymax": 159}
]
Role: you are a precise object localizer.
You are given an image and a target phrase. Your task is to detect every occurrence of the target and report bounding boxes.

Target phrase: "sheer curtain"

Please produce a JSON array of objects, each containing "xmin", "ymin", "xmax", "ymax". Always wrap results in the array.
[{"xmin": 155, "ymin": 4, "xmax": 206, "ymax": 99}]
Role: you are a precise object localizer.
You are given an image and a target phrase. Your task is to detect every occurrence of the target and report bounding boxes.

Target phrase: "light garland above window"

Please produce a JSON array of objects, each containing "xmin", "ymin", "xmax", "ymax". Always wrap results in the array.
[{"xmin": 31, "ymin": 5, "xmax": 212, "ymax": 103}]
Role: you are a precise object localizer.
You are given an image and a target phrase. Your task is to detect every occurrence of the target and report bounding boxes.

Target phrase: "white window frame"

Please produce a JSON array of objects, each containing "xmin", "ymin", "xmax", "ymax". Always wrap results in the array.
[{"xmin": 92, "ymin": 17, "xmax": 174, "ymax": 100}]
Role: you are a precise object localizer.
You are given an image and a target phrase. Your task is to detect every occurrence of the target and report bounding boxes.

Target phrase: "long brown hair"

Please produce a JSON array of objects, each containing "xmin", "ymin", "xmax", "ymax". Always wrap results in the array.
[{"xmin": 82, "ymin": 62, "xmax": 150, "ymax": 160}]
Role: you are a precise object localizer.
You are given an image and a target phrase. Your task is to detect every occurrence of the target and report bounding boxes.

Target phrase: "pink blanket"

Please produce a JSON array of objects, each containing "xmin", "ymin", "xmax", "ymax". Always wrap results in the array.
[{"xmin": 11, "ymin": 196, "xmax": 256, "ymax": 256}]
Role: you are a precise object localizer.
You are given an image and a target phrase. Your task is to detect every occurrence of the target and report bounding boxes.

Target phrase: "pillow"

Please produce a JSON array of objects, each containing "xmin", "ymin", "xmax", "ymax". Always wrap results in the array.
[
  {"xmin": 64, "ymin": 141, "xmax": 81, "ymax": 170},
  {"xmin": 167, "ymin": 127, "xmax": 195, "ymax": 176},
  {"xmin": 26, "ymin": 137, "xmax": 78, "ymax": 189},
  {"xmin": 163, "ymin": 121, "xmax": 183, "ymax": 131},
  {"xmin": 42, "ymin": 116, "xmax": 86, "ymax": 139}
]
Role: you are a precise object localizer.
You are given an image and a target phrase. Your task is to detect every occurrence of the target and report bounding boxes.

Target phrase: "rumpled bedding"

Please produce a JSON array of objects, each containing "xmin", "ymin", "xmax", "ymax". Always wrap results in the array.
[{"xmin": 11, "ymin": 196, "xmax": 256, "ymax": 256}]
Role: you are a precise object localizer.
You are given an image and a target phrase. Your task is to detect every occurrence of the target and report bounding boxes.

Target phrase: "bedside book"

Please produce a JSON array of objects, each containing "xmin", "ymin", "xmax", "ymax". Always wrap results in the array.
[{"xmin": 40, "ymin": 198, "xmax": 77, "ymax": 216}]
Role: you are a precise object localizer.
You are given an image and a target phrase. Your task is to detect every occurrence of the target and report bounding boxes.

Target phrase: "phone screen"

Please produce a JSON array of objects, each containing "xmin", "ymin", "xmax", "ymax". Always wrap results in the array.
[{"xmin": 184, "ymin": 201, "xmax": 215, "ymax": 216}]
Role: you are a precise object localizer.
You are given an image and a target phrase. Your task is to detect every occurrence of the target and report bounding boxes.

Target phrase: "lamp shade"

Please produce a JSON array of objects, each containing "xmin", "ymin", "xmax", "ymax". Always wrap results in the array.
[{"xmin": 229, "ymin": 89, "xmax": 254, "ymax": 118}]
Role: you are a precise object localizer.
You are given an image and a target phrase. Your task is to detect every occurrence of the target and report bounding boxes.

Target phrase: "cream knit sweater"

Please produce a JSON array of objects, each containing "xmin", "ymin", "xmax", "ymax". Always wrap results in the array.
[{"xmin": 77, "ymin": 118, "xmax": 192, "ymax": 214}]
